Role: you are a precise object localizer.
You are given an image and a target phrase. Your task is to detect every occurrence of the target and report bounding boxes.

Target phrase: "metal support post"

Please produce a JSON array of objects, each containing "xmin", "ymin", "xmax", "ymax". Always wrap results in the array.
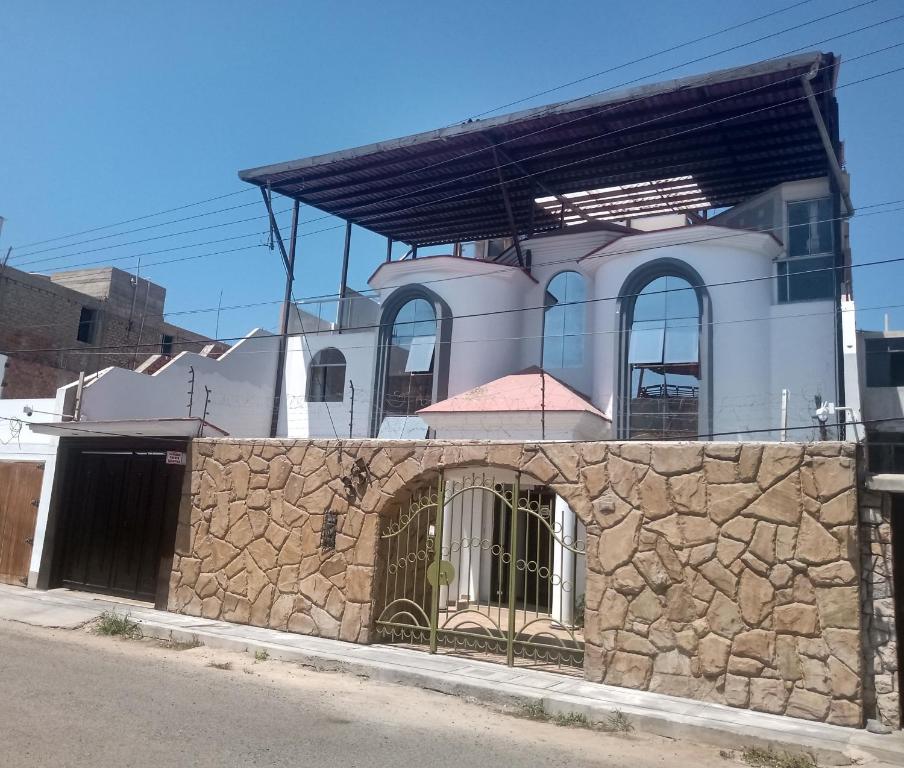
[
  {"xmin": 429, "ymin": 472, "xmax": 445, "ymax": 654},
  {"xmin": 337, "ymin": 220, "xmax": 352, "ymax": 330},
  {"xmin": 506, "ymin": 473, "xmax": 521, "ymax": 666}
]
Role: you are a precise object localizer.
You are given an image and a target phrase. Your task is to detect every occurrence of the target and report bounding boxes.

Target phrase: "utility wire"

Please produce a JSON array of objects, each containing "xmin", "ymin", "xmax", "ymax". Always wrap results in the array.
[
  {"xmin": 4, "ymin": 0, "xmax": 839, "ymax": 256},
  {"xmin": 10, "ymin": 7, "xmax": 898, "ymax": 266},
  {"xmin": 12, "ymin": 46, "xmax": 904, "ymax": 278}
]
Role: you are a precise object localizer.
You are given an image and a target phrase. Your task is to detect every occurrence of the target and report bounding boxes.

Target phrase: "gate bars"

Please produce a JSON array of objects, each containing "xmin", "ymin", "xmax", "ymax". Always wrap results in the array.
[{"xmin": 375, "ymin": 470, "xmax": 586, "ymax": 669}]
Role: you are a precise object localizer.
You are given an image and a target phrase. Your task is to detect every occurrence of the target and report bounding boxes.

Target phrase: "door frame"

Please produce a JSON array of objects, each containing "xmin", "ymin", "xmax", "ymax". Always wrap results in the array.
[{"xmin": 46, "ymin": 436, "xmax": 188, "ymax": 608}]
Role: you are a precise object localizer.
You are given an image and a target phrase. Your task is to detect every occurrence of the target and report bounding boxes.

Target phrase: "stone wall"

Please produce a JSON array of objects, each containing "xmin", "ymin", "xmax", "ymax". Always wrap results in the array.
[
  {"xmin": 169, "ymin": 439, "xmax": 863, "ymax": 727},
  {"xmin": 860, "ymin": 489, "xmax": 900, "ymax": 728}
]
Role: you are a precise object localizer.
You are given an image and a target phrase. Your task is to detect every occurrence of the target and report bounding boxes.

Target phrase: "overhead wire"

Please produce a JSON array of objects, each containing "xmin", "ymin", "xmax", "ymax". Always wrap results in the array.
[{"xmin": 9, "ymin": 6, "xmax": 901, "ymax": 270}]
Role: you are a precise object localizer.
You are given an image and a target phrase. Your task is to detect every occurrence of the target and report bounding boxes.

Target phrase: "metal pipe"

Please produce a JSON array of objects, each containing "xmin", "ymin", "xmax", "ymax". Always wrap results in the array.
[
  {"xmin": 385, "ymin": 237, "xmax": 393, "ymax": 263},
  {"xmin": 269, "ymin": 199, "xmax": 300, "ymax": 438},
  {"xmin": 337, "ymin": 220, "xmax": 352, "ymax": 329},
  {"xmin": 801, "ymin": 68, "xmax": 854, "ymax": 216}
]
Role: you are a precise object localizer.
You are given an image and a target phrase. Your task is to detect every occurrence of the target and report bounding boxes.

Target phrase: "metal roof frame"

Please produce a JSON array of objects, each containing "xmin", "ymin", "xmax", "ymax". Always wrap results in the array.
[{"xmin": 239, "ymin": 52, "xmax": 837, "ymax": 247}]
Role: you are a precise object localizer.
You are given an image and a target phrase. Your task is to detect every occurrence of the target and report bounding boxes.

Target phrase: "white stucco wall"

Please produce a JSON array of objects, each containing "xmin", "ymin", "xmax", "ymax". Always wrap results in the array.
[
  {"xmin": 75, "ymin": 330, "xmax": 278, "ymax": 437},
  {"xmin": 0, "ymin": 394, "xmax": 66, "ymax": 586}
]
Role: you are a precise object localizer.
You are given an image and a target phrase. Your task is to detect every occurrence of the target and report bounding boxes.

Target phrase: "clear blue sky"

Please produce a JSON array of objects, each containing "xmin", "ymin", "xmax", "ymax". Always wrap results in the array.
[{"xmin": 1, "ymin": 1, "xmax": 902, "ymax": 341}]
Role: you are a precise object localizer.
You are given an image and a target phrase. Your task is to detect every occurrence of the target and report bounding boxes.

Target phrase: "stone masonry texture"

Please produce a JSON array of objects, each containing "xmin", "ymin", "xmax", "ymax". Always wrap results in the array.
[
  {"xmin": 859, "ymin": 489, "xmax": 900, "ymax": 728},
  {"xmin": 169, "ymin": 439, "xmax": 864, "ymax": 727}
]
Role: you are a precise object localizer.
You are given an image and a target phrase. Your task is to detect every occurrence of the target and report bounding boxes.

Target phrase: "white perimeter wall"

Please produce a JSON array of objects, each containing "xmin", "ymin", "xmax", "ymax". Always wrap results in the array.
[
  {"xmin": 0, "ymin": 394, "xmax": 67, "ymax": 586},
  {"xmin": 77, "ymin": 330, "xmax": 278, "ymax": 437}
]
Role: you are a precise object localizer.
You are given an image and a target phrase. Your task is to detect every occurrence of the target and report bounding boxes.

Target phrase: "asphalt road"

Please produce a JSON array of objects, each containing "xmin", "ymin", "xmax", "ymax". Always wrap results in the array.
[{"xmin": 0, "ymin": 620, "xmax": 731, "ymax": 768}]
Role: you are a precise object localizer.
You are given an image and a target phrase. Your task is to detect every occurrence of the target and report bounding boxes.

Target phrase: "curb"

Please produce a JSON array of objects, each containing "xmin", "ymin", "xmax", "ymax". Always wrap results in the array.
[{"xmin": 135, "ymin": 620, "xmax": 903, "ymax": 767}]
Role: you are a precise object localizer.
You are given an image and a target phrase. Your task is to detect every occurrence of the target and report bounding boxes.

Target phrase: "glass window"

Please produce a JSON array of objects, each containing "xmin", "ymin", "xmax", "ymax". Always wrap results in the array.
[
  {"xmin": 383, "ymin": 298, "xmax": 437, "ymax": 416},
  {"xmin": 787, "ymin": 198, "xmax": 833, "ymax": 258},
  {"xmin": 77, "ymin": 307, "xmax": 97, "ymax": 343},
  {"xmin": 627, "ymin": 275, "xmax": 700, "ymax": 439},
  {"xmin": 865, "ymin": 337, "xmax": 904, "ymax": 388},
  {"xmin": 160, "ymin": 334, "xmax": 174, "ymax": 355},
  {"xmin": 307, "ymin": 347, "xmax": 346, "ymax": 403},
  {"xmin": 777, "ymin": 255, "xmax": 834, "ymax": 303},
  {"xmin": 543, "ymin": 271, "xmax": 585, "ymax": 368}
]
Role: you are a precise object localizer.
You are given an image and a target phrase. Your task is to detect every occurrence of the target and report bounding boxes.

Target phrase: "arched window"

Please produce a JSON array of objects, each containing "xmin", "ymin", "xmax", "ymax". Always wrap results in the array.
[
  {"xmin": 543, "ymin": 271, "xmax": 585, "ymax": 368},
  {"xmin": 307, "ymin": 347, "xmax": 346, "ymax": 403},
  {"xmin": 381, "ymin": 297, "xmax": 437, "ymax": 418},
  {"xmin": 618, "ymin": 260, "xmax": 710, "ymax": 439}
]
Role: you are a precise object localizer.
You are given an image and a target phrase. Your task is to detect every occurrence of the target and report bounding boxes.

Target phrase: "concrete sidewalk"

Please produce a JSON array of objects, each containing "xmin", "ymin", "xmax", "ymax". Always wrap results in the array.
[{"xmin": 0, "ymin": 584, "xmax": 901, "ymax": 766}]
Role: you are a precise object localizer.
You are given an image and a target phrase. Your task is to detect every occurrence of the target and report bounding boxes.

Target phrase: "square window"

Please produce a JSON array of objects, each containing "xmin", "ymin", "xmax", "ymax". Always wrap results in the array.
[
  {"xmin": 865, "ymin": 337, "xmax": 904, "ymax": 387},
  {"xmin": 777, "ymin": 255, "xmax": 834, "ymax": 303},
  {"xmin": 160, "ymin": 334, "xmax": 174, "ymax": 355},
  {"xmin": 787, "ymin": 199, "xmax": 833, "ymax": 258}
]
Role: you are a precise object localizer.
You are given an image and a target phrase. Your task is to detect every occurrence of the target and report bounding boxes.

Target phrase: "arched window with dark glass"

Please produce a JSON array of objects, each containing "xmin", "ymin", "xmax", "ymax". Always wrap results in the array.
[
  {"xmin": 619, "ymin": 262, "xmax": 710, "ymax": 439},
  {"xmin": 382, "ymin": 297, "xmax": 438, "ymax": 418},
  {"xmin": 307, "ymin": 347, "xmax": 346, "ymax": 403},
  {"xmin": 543, "ymin": 271, "xmax": 585, "ymax": 369}
]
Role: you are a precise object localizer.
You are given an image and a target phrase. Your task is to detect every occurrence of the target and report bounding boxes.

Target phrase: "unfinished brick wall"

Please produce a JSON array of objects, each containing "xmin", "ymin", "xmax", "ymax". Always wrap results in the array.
[{"xmin": 170, "ymin": 439, "xmax": 864, "ymax": 727}]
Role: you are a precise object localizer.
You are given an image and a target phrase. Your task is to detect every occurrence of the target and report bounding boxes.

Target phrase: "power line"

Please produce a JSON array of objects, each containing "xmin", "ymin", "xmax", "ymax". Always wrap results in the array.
[
  {"xmin": 11, "ymin": 9, "xmax": 900, "ymax": 269},
  {"xmin": 3, "ymin": 0, "xmax": 842, "ymax": 257},
  {"xmin": 3, "ymin": 254, "xmax": 903, "ymax": 357},
  {"xmin": 12, "ymin": 47, "xmax": 904, "ymax": 280}
]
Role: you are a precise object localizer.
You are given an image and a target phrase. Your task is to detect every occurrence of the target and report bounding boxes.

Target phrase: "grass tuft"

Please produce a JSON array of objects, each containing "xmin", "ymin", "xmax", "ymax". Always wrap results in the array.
[
  {"xmin": 94, "ymin": 611, "xmax": 142, "ymax": 639},
  {"xmin": 553, "ymin": 711, "xmax": 590, "ymax": 728},
  {"xmin": 207, "ymin": 661, "xmax": 232, "ymax": 671},
  {"xmin": 254, "ymin": 649, "xmax": 270, "ymax": 662},
  {"xmin": 601, "ymin": 709, "xmax": 634, "ymax": 734},
  {"xmin": 162, "ymin": 636, "xmax": 202, "ymax": 651},
  {"xmin": 519, "ymin": 701, "xmax": 548, "ymax": 721},
  {"xmin": 741, "ymin": 746, "xmax": 817, "ymax": 768}
]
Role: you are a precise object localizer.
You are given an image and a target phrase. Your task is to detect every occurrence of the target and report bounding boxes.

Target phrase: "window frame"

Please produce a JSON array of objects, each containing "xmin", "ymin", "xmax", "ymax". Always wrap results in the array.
[
  {"xmin": 776, "ymin": 198, "xmax": 836, "ymax": 304},
  {"xmin": 616, "ymin": 259, "xmax": 712, "ymax": 440},
  {"xmin": 306, "ymin": 347, "xmax": 347, "ymax": 403},
  {"xmin": 160, "ymin": 334, "xmax": 175, "ymax": 355},
  {"xmin": 542, "ymin": 270, "xmax": 587, "ymax": 370},
  {"xmin": 865, "ymin": 337, "xmax": 904, "ymax": 388},
  {"xmin": 76, "ymin": 307, "xmax": 98, "ymax": 344},
  {"xmin": 370, "ymin": 286, "xmax": 452, "ymax": 436}
]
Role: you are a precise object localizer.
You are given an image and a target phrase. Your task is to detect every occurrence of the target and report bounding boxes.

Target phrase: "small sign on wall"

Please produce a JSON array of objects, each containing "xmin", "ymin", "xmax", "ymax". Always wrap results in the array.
[
  {"xmin": 165, "ymin": 451, "xmax": 187, "ymax": 466},
  {"xmin": 321, "ymin": 510, "xmax": 339, "ymax": 551}
]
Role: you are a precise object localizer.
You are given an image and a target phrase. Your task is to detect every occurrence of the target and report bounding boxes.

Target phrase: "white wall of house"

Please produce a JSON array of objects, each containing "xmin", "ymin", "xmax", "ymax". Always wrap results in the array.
[
  {"xmin": 0, "ymin": 394, "xmax": 66, "ymax": 587},
  {"xmin": 421, "ymin": 410, "xmax": 612, "ymax": 441},
  {"xmin": 77, "ymin": 330, "xmax": 278, "ymax": 437},
  {"xmin": 282, "ymin": 327, "xmax": 376, "ymax": 439}
]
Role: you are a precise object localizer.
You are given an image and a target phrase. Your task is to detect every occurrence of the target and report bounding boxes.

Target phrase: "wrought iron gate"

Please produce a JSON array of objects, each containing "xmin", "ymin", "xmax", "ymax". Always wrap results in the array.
[{"xmin": 375, "ymin": 471, "xmax": 585, "ymax": 669}]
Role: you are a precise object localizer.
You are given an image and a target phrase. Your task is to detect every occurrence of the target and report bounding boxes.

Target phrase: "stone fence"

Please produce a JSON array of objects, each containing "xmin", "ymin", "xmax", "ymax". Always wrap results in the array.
[{"xmin": 168, "ymin": 439, "xmax": 862, "ymax": 727}]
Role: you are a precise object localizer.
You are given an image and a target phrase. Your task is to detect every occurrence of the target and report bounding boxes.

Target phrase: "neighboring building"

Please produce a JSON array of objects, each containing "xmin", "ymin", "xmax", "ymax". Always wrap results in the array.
[
  {"xmin": 240, "ymin": 52, "xmax": 855, "ymax": 445},
  {"xmin": 0, "ymin": 265, "xmax": 218, "ymax": 398}
]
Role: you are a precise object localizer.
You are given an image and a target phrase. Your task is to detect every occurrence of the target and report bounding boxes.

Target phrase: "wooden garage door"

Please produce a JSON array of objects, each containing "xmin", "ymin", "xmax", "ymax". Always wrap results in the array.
[{"xmin": 0, "ymin": 462, "xmax": 43, "ymax": 586}]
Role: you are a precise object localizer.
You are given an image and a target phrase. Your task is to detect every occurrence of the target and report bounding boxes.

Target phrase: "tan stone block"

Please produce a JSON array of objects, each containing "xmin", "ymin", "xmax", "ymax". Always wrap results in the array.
[
  {"xmin": 810, "ymin": 457, "xmax": 853, "ymax": 500},
  {"xmin": 749, "ymin": 678, "xmax": 790, "ymax": 714},
  {"xmin": 617, "ymin": 631, "xmax": 656, "ymax": 656},
  {"xmin": 738, "ymin": 570, "xmax": 773, "ymax": 626},
  {"xmin": 704, "ymin": 459, "xmax": 738, "ymax": 484},
  {"xmin": 800, "ymin": 657, "xmax": 830, "ymax": 694},
  {"xmin": 324, "ymin": 587, "xmax": 345, "ymax": 620},
  {"xmin": 786, "ymin": 689, "xmax": 830, "ymax": 721},
  {"xmin": 774, "ymin": 635, "xmax": 803, "ymax": 681},
  {"xmin": 309, "ymin": 604, "xmax": 340, "ymax": 638},
  {"xmin": 827, "ymin": 699, "xmax": 862, "ymax": 728},
  {"xmin": 202, "ymin": 538, "xmax": 240, "ymax": 572},
  {"xmin": 634, "ymin": 551, "xmax": 673, "ymax": 594},
  {"xmin": 708, "ymin": 483, "xmax": 760, "ymax": 525},
  {"xmin": 664, "ymin": 583, "xmax": 695, "ymax": 623},
  {"xmin": 698, "ymin": 633, "xmax": 731, "ymax": 677},
  {"xmin": 823, "ymin": 629, "xmax": 860, "ymax": 671},
  {"xmin": 724, "ymin": 674, "xmax": 750, "ymax": 707},
  {"xmin": 604, "ymin": 651, "xmax": 653, "ymax": 688},
  {"xmin": 276, "ymin": 565, "xmax": 299, "ymax": 594},
  {"xmin": 247, "ymin": 489, "xmax": 270, "ymax": 510},
  {"xmin": 738, "ymin": 445, "xmax": 762, "ymax": 482},
  {"xmin": 775, "ymin": 525, "xmax": 798, "ymax": 561},
  {"xmin": 826, "ymin": 656, "xmax": 860, "ymax": 700},
  {"xmin": 264, "ymin": 522, "xmax": 290, "ymax": 550},
  {"xmin": 699, "ymin": 559, "xmax": 737, "ymax": 597},
  {"xmin": 689, "ymin": 542, "xmax": 717, "ymax": 566},
  {"xmin": 819, "ymin": 490, "xmax": 856, "ymax": 525},
  {"xmin": 749, "ymin": 522, "xmax": 776, "ymax": 564},
  {"xmin": 728, "ymin": 656, "xmax": 764, "ymax": 676},
  {"xmin": 597, "ymin": 509, "xmax": 641, "ymax": 573},
  {"xmin": 795, "ymin": 514, "xmax": 840, "ymax": 565},
  {"xmin": 691, "ymin": 572, "xmax": 716, "ymax": 603},
  {"xmin": 612, "ymin": 564, "xmax": 645, "ymax": 596},
  {"xmin": 652, "ymin": 649, "xmax": 692, "ymax": 676},
  {"xmin": 814, "ymin": 586, "xmax": 859, "ymax": 629},
  {"xmin": 269, "ymin": 593, "xmax": 294, "ymax": 630},
  {"xmin": 598, "ymin": 589, "xmax": 629, "ymax": 630},
  {"xmin": 229, "ymin": 462, "xmax": 251, "ymax": 499},
  {"xmin": 721, "ymin": 516, "xmax": 756, "ymax": 543},
  {"xmin": 810, "ymin": 561, "xmax": 856, "ymax": 586},
  {"xmin": 706, "ymin": 444, "xmax": 741, "ymax": 461},
  {"xmin": 708, "ymin": 591, "xmax": 744, "ymax": 639},
  {"xmin": 648, "ymin": 619, "xmax": 676, "ymax": 651},
  {"xmin": 651, "ymin": 445, "xmax": 703, "ymax": 476},
  {"xmin": 772, "ymin": 603, "xmax": 818, "ymax": 635},
  {"xmin": 346, "ymin": 565, "xmax": 372, "ymax": 603},
  {"xmin": 628, "ymin": 588, "xmax": 662, "ymax": 624},
  {"xmin": 655, "ymin": 538, "xmax": 684, "ymax": 581},
  {"xmin": 277, "ymin": 531, "xmax": 303, "ymax": 566},
  {"xmin": 617, "ymin": 443, "xmax": 651, "ymax": 464},
  {"xmin": 247, "ymin": 538, "xmax": 278, "ymax": 570},
  {"xmin": 225, "ymin": 515, "xmax": 253, "ymax": 549},
  {"xmin": 716, "ymin": 536, "xmax": 745, "ymax": 567},
  {"xmin": 769, "ymin": 564, "xmax": 793, "ymax": 589},
  {"xmin": 681, "ymin": 516, "xmax": 718, "ymax": 547},
  {"xmin": 179, "ymin": 558, "xmax": 202, "ymax": 589},
  {"xmin": 732, "ymin": 629, "xmax": 775, "ymax": 664},
  {"xmin": 200, "ymin": 596, "xmax": 222, "ymax": 619},
  {"xmin": 339, "ymin": 601, "xmax": 370, "ymax": 643},
  {"xmin": 669, "ymin": 473, "xmax": 706, "ymax": 515},
  {"xmin": 608, "ymin": 456, "xmax": 644, "ymax": 504},
  {"xmin": 638, "ymin": 470, "xmax": 669, "ymax": 519},
  {"xmin": 744, "ymin": 474, "xmax": 801, "ymax": 525},
  {"xmin": 756, "ymin": 444, "xmax": 803, "ymax": 490}
]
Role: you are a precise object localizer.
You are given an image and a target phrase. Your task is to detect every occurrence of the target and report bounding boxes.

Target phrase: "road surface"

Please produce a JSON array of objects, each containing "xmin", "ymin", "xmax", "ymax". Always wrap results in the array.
[{"xmin": 0, "ymin": 619, "xmax": 736, "ymax": 768}]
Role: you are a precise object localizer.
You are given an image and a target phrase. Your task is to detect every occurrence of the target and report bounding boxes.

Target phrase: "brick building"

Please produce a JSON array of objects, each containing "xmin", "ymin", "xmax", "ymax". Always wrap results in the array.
[{"xmin": 0, "ymin": 265, "xmax": 217, "ymax": 398}]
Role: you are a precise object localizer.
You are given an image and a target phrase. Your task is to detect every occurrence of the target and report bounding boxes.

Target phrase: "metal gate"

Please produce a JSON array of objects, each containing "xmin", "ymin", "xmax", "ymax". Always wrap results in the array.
[
  {"xmin": 0, "ymin": 462, "xmax": 43, "ymax": 586},
  {"xmin": 375, "ymin": 471, "xmax": 585, "ymax": 669}
]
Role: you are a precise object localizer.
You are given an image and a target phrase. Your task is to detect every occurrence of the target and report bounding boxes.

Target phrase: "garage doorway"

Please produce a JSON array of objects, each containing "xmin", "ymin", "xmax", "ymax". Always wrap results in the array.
[{"xmin": 52, "ymin": 438, "xmax": 187, "ymax": 606}]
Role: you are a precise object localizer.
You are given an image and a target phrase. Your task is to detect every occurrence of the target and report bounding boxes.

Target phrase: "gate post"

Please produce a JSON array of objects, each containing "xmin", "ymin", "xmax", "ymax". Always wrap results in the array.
[
  {"xmin": 429, "ymin": 471, "xmax": 445, "ymax": 654},
  {"xmin": 506, "ymin": 472, "xmax": 520, "ymax": 667}
]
